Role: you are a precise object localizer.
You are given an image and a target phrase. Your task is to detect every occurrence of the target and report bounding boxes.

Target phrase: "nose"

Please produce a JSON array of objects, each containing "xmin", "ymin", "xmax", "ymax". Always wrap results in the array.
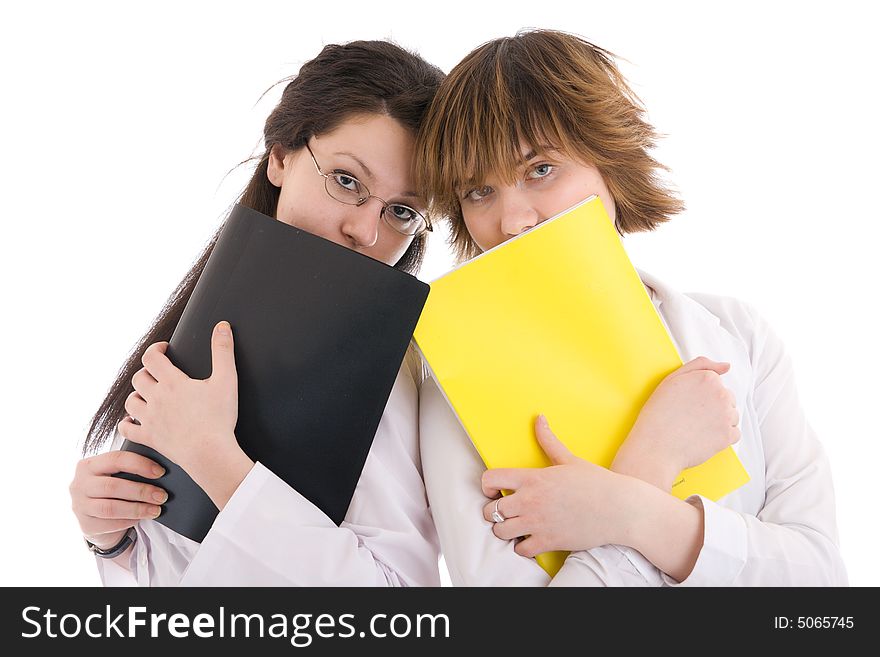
[
  {"xmin": 340, "ymin": 198, "xmax": 382, "ymax": 248},
  {"xmin": 498, "ymin": 189, "xmax": 540, "ymax": 237}
]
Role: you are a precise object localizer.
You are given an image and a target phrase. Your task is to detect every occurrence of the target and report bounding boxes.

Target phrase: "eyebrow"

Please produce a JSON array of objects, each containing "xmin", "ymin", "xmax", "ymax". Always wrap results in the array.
[
  {"xmin": 456, "ymin": 145, "xmax": 558, "ymax": 191},
  {"xmin": 333, "ymin": 151, "xmax": 419, "ymax": 199},
  {"xmin": 334, "ymin": 151, "xmax": 375, "ymax": 180},
  {"xmin": 521, "ymin": 144, "xmax": 557, "ymax": 161}
]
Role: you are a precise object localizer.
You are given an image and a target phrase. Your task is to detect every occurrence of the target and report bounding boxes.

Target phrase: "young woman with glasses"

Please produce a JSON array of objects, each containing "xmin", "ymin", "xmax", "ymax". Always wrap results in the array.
[
  {"xmin": 415, "ymin": 29, "xmax": 847, "ymax": 586},
  {"xmin": 69, "ymin": 40, "xmax": 445, "ymax": 586}
]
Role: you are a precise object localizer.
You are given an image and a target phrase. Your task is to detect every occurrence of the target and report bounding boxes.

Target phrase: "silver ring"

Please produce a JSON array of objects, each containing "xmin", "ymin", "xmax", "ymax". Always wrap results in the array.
[{"xmin": 491, "ymin": 498, "xmax": 506, "ymax": 523}]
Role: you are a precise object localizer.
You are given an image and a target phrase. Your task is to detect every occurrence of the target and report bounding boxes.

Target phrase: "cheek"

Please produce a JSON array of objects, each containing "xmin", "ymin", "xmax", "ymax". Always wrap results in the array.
[
  {"xmin": 559, "ymin": 175, "xmax": 597, "ymax": 207},
  {"xmin": 583, "ymin": 171, "xmax": 616, "ymax": 224},
  {"xmin": 273, "ymin": 180, "xmax": 303, "ymax": 225},
  {"xmin": 273, "ymin": 196, "xmax": 299, "ymax": 226},
  {"xmin": 559, "ymin": 171, "xmax": 617, "ymax": 225},
  {"xmin": 461, "ymin": 212, "xmax": 499, "ymax": 252},
  {"xmin": 275, "ymin": 186, "xmax": 331, "ymax": 234}
]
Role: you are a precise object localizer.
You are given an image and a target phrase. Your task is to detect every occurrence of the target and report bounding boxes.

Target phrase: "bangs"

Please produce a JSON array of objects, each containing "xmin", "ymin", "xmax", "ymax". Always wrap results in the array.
[
  {"xmin": 452, "ymin": 111, "xmax": 574, "ymax": 193},
  {"xmin": 414, "ymin": 29, "xmax": 684, "ymax": 264},
  {"xmin": 417, "ymin": 40, "xmax": 580, "ymax": 210}
]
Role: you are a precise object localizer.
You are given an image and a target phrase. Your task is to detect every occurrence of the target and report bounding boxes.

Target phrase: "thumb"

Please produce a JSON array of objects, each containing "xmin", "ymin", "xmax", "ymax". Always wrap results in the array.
[
  {"xmin": 535, "ymin": 415, "xmax": 577, "ymax": 465},
  {"xmin": 676, "ymin": 355, "xmax": 730, "ymax": 376},
  {"xmin": 210, "ymin": 321, "xmax": 237, "ymax": 382}
]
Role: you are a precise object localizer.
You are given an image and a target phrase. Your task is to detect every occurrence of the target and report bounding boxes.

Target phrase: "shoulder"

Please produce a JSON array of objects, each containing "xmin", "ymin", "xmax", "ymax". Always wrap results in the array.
[
  {"xmin": 683, "ymin": 292, "xmax": 763, "ymax": 342},
  {"xmin": 682, "ymin": 291, "xmax": 789, "ymax": 381},
  {"xmin": 643, "ymin": 270, "xmax": 789, "ymax": 379},
  {"xmin": 640, "ymin": 269, "xmax": 764, "ymax": 348}
]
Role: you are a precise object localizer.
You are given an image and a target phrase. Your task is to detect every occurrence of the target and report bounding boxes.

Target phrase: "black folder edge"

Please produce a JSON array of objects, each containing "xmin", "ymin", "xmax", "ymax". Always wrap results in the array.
[{"xmin": 113, "ymin": 204, "xmax": 429, "ymax": 543}]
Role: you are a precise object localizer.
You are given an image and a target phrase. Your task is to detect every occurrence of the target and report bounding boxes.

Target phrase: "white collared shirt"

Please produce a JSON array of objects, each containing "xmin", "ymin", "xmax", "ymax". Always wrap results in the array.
[
  {"xmin": 419, "ymin": 270, "xmax": 848, "ymax": 586},
  {"xmin": 96, "ymin": 363, "xmax": 441, "ymax": 586}
]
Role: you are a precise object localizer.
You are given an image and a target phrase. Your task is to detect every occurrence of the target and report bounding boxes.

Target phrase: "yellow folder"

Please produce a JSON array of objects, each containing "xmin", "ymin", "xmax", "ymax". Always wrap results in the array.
[{"xmin": 414, "ymin": 195, "xmax": 750, "ymax": 577}]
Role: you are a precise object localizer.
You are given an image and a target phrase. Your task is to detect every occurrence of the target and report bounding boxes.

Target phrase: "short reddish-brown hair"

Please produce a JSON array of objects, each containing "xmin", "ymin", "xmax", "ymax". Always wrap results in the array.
[{"xmin": 415, "ymin": 29, "xmax": 684, "ymax": 263}]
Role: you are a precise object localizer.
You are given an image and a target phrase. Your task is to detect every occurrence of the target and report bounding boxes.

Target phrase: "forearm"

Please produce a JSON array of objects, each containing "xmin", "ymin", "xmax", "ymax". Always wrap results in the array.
[
  {"xmin": 93, "ymin": 542, "xmax": 136, "ymax": 585},
  {"xmin": 614, "ymin": 477, "xmax": 704, "ymax": 583},
  {"xmin": 181, "ymin": 462, "xmax": 440, "ymax": 586},
  {"xmin": 94, "ymin": 546, "xmax": 137, "ymax": 586},
  {"xmin": 610, "ymin": 445, "xmax": 677, "ymax": 492},
  {"xmin": 696, "ymin": 496, "xmax": 846, "ymax": 586},
  {"xmin": 95, "ymin": 521, "xmax": 201, "ymax": 587},
  {"xmin": 184, "ymin": 436, "xmax": 255, "ymax": 510}
]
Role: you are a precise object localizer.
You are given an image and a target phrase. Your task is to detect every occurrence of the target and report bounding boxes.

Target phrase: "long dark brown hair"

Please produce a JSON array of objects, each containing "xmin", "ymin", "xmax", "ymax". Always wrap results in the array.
[{"xmin": 83, "ymin": 40, "xmax": 445, "ymax": 455}]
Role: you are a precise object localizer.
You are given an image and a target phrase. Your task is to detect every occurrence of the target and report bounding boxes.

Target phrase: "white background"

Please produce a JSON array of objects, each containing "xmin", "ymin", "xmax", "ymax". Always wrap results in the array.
[{"xmin": 1, "ymin": 0, "xmax": 877, "ymax": 586}]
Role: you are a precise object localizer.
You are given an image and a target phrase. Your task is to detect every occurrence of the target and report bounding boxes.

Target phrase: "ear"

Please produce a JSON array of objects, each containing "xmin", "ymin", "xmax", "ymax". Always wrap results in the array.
[{"xmin": 267, "ymin": 144, "xmax": 287, "ymax": 187}]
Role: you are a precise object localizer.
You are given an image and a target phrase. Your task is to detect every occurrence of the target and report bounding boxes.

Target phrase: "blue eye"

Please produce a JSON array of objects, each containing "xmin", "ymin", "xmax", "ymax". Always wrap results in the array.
[{"xmin": 528, "ymin": 163, "xmax": 553, "ymax": 179}]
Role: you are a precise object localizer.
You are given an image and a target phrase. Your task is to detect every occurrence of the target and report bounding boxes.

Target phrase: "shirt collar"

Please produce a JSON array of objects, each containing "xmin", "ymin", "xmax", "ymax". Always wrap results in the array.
[{"xmin": 635, "ymin": 268, "xmax": 744, "ymax": 367}]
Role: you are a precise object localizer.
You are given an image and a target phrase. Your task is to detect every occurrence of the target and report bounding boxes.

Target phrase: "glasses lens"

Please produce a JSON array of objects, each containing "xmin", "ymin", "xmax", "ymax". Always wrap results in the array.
[
  {"xmin": 384, "ymin": 205, "xmax": 427, "ymax": 236},
  {"xmin": 325, "ymin": 173, "xmax": 367, "ymax": 205}
]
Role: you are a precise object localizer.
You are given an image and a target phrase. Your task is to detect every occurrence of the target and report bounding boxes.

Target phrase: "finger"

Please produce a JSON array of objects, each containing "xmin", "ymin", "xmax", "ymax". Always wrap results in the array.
[
  {"xmin": 724, "ymin": 388, "xmax": 737, "ymax": 408},
  {"xmin": 514, "ymin": 535, "xmax": 547, "ymax": 559},
  {"xmin": 82, "ymin": 496, "xmax": 163, "ymax": 521},
  {"xmin": 131, "ymin": 367, "xmax": 158, "ymax": 399},
  {"xmin": 142, "ymin": 341, "xmax": 183, "ymax": 382},
  {"xmin": 481, "ymin": 493, "xmax": 519, "ymax": 523},
  {"xmin": 535, "ymin": 415, "xmax": 577, "ymax": 465},
  {"xmin": 492, "ymin": 517, "xmax": 531, "ymax": 542},
  {"xmin": 123, "ymin": 391, "xmax": 148, "ymax": 423},
  {"xmin": 728, "ymin": 407, "xmax": 740, "ymax": 427},
  {"xmin": 210, "ymin": 321, "xmax": 237, "ymax": 385},
  {"xmin": 79, "ymin": 519, "xmax": 141, "ymax": 538},
  {"xmin": 729, "ymin": 425, "xmax": 742, "ymax": 445},
  {"xmin": 81, "ymin": 451, "xmax": 166, "ymax": 479},
  {"xmin": 84, "ymin": 476, "xmax": 168, "ymax": 505},
  {"xmin": 481, "ymin": 468, "xmax": 533, "ymax": 497},
  {"xmin": 675, "ymin": 356, "xmax": 731, "ymax": 376},
  {"xmin": 117, "ymin": 417, "xmax": 149, "ymax": 449}
]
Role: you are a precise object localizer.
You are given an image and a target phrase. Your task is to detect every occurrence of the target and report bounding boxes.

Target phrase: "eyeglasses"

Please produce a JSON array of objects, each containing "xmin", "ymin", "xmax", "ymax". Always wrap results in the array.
[{"xmin": 305, "ymin": 142, "xmax": 432, "ymax": 238}]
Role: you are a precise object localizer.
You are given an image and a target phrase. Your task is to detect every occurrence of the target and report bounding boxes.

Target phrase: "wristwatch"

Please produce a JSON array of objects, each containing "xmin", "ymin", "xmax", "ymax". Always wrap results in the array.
[{"xmin": 85, "ymin": 526, "xmax": 137, "ymax": 559}]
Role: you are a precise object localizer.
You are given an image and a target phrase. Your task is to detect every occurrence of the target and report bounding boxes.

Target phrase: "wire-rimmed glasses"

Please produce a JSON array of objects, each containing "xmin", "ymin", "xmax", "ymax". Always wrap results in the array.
[{"xmin": 305, "ymin": 142, "xmax": 432, "ymax": 237}]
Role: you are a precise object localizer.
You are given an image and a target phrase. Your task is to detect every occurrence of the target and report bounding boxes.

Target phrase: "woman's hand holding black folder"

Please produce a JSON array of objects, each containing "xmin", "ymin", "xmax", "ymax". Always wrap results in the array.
[
  {"xmin": 118, "ymin": 322, "xmax": 256, "ymax": 511},
  {"xmin": 115, "ymin": 205, "xmax": 429, "ymax": 543}
]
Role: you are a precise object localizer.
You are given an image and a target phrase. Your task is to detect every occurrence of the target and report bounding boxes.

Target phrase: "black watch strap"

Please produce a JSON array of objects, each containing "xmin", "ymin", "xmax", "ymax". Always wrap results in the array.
[{"xmin": 85, "ymin": 526, "xmax": 137, "ymax": 559}]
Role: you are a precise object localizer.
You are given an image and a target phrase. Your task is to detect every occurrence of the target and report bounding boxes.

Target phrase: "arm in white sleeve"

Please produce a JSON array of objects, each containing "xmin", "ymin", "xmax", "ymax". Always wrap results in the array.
[
  {"xmin": 95, "ymin": 433, "xmax": 200, "ymax": 587},
  {"xmin": 666, "ymin": 302, "xmax": 848, "ymax": 586},
  {"xmin": 419, "ymin": 376, "xmax": 659, "ymax": 586},
  {"xmin": 95, "ymin": 521, "xmax": 199, "ymax": 587},
  {"xmin": 94, "ymin": 550, "xmax": 137, "ymax": 587},
  {"xmin": 178, "ymin": 364, "xmax": 440, "ymax": 586}
]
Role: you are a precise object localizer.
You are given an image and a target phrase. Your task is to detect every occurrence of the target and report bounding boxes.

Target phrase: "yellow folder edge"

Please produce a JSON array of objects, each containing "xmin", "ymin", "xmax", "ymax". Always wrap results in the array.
[{"xmin": 415, "ymin": 196, "xmax": 750, "ymax": 578}]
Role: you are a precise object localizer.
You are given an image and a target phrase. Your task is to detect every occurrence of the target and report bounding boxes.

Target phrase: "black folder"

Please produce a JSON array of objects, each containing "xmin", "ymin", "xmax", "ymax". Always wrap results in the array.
[{"xmin": 116, "ymin": 204, "xmax": 430, "ymax": 542}]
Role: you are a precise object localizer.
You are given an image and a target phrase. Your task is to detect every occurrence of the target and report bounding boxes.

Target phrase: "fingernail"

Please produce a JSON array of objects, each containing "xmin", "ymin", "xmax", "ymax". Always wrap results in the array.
[
  {"xmin": 152, "ymin": 506, "xmax": 162, "ymax": 518},
  {"xmin": 538, "ymin": 414, "xmax": 549, "ymax": 427},
  {"xmin": 152, "ymin": 490, "xmax": 168, "ymax": 503},
  {"xmin": 152, "ymin": 465, "xmax": 166, "ymax": 477},
  {"xmin": 216, "ymin": 321, "xmax": 230, "ymax": 336}
]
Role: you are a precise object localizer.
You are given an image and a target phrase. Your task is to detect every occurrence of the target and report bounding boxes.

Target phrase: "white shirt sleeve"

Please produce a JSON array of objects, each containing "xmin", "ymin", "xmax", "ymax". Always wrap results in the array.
[
  {"xmin": 94, "ymin": 435, "xmax": 199, "ymax": 587},
  {"xmin": 97, "ymin": 364, "xmax": 440, "ymax": 586},
  {"xmin": 419, "ymin": 375, "xmax": 659, "ymax": 586},
  {"xmin": 663, "ymin": 301, "xmax": 848, "ymax": 586},
  {"xmin": 94, "ymin": 520, "xmax": 200, "ymax": 587}
]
